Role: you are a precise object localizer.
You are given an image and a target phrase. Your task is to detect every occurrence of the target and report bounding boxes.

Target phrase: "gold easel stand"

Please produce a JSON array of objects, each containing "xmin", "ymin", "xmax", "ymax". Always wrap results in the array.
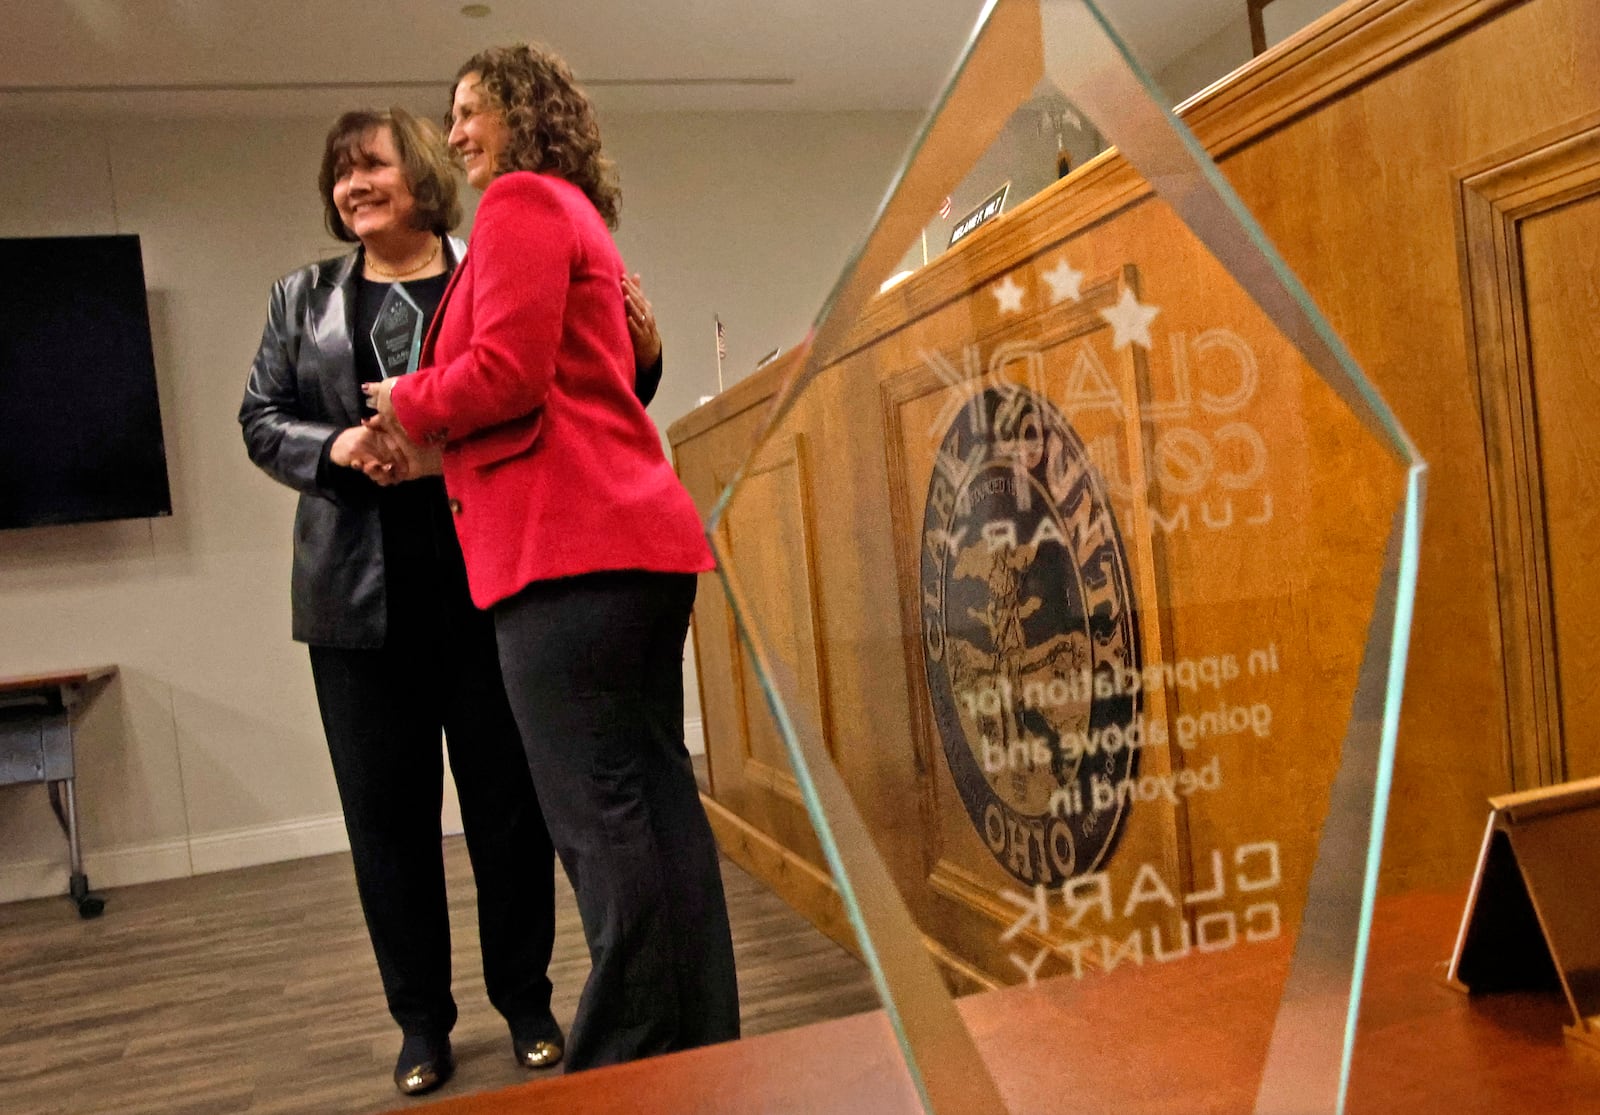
[{"xmin": 1447, "ymin": 774, "xmax": 1600, "ymax": 1051}]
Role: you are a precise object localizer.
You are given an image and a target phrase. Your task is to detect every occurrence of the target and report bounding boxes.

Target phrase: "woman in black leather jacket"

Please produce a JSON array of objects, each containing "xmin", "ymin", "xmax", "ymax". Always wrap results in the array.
[{"xmin": 238, "ymin": 106, "xmax": 663, "ymax": 1097}]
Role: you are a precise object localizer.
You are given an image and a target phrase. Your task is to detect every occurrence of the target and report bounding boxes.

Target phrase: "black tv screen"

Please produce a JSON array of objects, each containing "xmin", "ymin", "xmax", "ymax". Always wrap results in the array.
[{"xmin": 0, "ymin": 234, "xmax": 172, "ymax": 530}]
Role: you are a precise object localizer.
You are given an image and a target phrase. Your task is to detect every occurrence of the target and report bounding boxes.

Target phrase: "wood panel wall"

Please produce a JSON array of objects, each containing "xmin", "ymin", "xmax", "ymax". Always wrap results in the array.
[{"xmin": 671, "ymin": 0, "xmax": 1600, "ymax": 985}]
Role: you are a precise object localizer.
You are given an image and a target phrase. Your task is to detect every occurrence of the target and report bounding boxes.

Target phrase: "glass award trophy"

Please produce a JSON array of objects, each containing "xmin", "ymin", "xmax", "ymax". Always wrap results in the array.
[
  {"xmin": 702, "ymin": 1, "xmax": 1425, "ymax": 1112},
  {"xmin": 369, "ymin": 282, "xmax": 425, "ymax": 379}
]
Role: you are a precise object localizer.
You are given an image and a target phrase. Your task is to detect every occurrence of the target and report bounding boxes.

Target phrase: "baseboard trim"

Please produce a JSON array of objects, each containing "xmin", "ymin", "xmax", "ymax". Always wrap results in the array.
[
  {"xmin": 0, "ymin": 812, "xmax": 354, "ymax": 904},
  {"xmin": 3, "ymin": 742, "xmax": 784, "ymax": 906},
  {"xmin": 0, "ymin": 837, "xmax": 192, "ymax": 903},
  {"xmin": 187, "ymin": 812, "xmax": 350, "ymax": 876}
]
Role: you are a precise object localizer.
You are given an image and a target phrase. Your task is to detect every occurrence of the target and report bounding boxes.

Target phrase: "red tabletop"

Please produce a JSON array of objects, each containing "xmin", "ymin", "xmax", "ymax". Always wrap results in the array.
[{"xmin": 395, "ymin": 890, "xmax": 1599, "ymax": 1114}]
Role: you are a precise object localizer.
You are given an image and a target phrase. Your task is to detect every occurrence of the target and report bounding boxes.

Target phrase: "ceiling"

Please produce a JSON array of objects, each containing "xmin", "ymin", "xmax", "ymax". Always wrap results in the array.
[{"xmin": 0, "ymin": 0, "xmax": 1251, "ymax": 117}]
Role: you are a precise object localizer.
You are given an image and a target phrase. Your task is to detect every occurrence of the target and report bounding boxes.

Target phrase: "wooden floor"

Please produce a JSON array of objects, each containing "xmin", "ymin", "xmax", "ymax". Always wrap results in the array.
[{"xmin": 0, "ymin": 839, "xmax": 878, "ymax": 1114}]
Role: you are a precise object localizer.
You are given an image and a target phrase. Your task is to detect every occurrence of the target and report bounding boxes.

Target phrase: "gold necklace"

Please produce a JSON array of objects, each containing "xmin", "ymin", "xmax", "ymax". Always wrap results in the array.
[{"xmin": 366, "ymin": 237, "xmax": 441, "ymax": 279}]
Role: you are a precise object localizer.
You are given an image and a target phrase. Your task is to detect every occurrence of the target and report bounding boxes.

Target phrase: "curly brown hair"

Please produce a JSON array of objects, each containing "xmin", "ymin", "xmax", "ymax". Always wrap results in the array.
[
  {"xmin": 318, "ymin": 108, "xmax": 461, "ymax": 243},
  {"xmin": 453, "ymin": 43, "xmax": 621, "ymax": 229}
]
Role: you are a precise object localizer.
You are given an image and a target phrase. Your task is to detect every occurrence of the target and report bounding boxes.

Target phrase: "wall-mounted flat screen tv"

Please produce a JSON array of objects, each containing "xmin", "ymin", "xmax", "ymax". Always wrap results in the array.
[{"xmin": 0, "ymin": 234, "xmax": 172, "ymax": 530}]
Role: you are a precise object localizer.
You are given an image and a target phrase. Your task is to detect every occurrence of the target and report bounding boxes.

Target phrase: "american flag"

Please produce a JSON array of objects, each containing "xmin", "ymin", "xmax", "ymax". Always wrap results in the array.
[
  {"xmin": 938, "ymin": 195, "xmax": 952, "ymax": 219},
  {"xmin": 715, "ymin": 315, "xmax": 726, "ymax": 360}
]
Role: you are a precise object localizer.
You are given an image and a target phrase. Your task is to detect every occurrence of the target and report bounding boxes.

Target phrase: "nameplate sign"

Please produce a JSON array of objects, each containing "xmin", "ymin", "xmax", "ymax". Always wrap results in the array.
[{"xmin": 948, "ymin": 182, "xmax": 1011, "ymax": 247}]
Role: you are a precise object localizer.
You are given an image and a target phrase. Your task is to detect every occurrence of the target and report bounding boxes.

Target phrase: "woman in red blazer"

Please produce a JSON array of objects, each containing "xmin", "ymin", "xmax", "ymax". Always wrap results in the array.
[{"xmin": 366, "ymin": 43, "xmax": 739, "ymax": 1071}]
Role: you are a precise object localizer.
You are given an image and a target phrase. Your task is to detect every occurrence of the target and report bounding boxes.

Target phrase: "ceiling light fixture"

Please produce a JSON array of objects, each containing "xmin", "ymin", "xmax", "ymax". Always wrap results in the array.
[{"xmin": 460, "ymin": 4, "xmax": 491, "ymax": 17}]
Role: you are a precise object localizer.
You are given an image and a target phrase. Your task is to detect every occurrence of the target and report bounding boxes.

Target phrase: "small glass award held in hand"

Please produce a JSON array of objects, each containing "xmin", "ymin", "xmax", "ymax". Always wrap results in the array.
[{"xmin": 369, "ymin": 283, "xmax": 424, "ymax": 380}]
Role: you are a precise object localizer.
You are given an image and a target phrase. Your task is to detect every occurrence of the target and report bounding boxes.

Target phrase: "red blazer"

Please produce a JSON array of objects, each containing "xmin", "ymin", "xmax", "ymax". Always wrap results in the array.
[{"xmin": 391, "ymin": 171, "xmax": 713, "ymax": 609}]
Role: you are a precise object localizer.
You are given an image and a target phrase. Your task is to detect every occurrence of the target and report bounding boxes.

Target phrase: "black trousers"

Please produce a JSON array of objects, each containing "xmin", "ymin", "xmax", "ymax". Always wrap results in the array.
[
  {"xmin": 308, "ymin": 603, "xmax": 559, "ymax": 1044},
  {"xmin": 492, "ymin": 571, "xmax": 740, "ymax": 1071}
]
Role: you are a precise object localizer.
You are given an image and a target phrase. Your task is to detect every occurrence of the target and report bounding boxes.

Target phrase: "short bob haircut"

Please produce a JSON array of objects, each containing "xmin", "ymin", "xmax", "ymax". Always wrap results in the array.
[
  {"xmin": 453, "ymin": 43, "xmax": 621, "ymax": 229},
  {"xmin": 318, "ymin": 107, "xmax": 462, "ymax": 243}
]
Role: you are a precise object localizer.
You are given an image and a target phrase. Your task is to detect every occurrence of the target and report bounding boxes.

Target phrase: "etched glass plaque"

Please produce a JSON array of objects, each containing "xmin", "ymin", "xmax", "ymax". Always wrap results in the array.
[
  {"xmin": 369, "ymin": 282, "xmax": 424, "ymax": 379},
  {"xmin": 702, "ymin": 1, "xmax": 1425, "ymax": 1112}
]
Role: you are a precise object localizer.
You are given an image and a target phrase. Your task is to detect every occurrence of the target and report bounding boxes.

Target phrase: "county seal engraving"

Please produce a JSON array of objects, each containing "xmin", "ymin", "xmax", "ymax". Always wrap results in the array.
[{"xmin": 920, "ymin": 384, "xmax": 1142, "ymax": 886}]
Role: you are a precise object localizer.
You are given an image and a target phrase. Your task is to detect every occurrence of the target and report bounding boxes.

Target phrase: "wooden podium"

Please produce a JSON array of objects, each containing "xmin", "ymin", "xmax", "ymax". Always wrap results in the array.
[{"xmin": 668, "ymin": 0, "xmax": 1600, "ymax": 992}]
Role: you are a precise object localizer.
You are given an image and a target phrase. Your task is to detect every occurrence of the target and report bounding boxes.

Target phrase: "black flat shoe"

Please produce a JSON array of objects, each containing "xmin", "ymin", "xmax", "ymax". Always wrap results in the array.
[
  {"xmin": 512, "ymin": 1034, "xmax": 563, "ymax": 1070},
  {"xmin": 394, "ymin": 1034, "xmax": 454, "ymax": 1097}
]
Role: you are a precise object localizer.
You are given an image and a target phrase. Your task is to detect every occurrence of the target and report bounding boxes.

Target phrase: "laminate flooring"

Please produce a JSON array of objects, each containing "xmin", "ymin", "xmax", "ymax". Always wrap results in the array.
[{"xmin": 0, "ymin": 839, "xmax": 879, "ymax": 1114}]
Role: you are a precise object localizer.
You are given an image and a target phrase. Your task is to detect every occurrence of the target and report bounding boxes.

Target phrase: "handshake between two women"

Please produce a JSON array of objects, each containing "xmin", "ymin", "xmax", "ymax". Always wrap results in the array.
[{"xmin": 325, "ymin": 378, "xmax": 434, "ymax": 484}]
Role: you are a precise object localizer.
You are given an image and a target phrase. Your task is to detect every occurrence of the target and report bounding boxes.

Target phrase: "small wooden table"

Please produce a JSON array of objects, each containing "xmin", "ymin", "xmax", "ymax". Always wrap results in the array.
[
  {"xmin": 395, "ymin": 889, "xmax": 1600, "ymax": 1113},
  {"xmin": 0, "ymin": 666, "xmax": 117, "ymax": 917}
]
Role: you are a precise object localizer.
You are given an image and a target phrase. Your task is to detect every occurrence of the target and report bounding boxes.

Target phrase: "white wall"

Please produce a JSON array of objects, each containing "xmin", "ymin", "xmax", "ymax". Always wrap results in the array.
[
  {"xmin": 1262, "ymin": 0, "xmax": 1348, "ymax": 48},
  {"xmin": 0, "ymin": 107, "xmax": 921, "ymax": 902},
  {"xmin": 604, "ymin": 112, "xmax": 921, "ymax": 406},
  {"xmin": 1153, "ymin": 0, "xmax": 1349, "ymax": 106},
  {"xmin": 1157, "ymin": 14, "xmax": 1253, "ymax": 106}
]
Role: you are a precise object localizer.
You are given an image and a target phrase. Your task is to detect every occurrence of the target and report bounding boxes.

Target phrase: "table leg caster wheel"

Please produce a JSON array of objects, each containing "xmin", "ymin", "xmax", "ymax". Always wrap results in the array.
[{"xmin": 70, "ymin": 874, "xmax": 105, "ymax": 919}]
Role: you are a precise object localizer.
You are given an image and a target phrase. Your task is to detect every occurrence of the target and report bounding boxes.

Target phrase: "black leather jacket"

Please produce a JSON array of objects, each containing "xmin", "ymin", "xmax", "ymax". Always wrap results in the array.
[{"xmin": 239, "ymin": 240, "xmax": 663, "ymax": 648}]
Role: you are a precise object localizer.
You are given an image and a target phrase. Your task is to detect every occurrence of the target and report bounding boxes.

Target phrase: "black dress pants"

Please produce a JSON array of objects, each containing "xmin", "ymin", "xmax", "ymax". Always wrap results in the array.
[
  {"xmin": 308, "ymin": 603, "xmax": 559, "ymax": 1044},
  {"xmin": 492, "ymin": 570, "xmax": 740, "ymax": 1071}
]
